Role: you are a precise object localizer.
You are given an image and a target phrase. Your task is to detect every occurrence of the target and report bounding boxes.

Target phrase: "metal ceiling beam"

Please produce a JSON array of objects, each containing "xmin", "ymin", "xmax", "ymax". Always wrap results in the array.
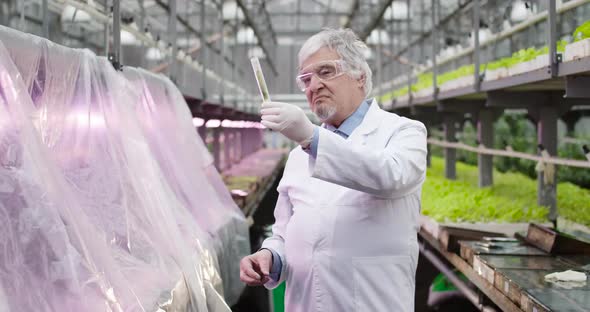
[
  {"xmin": 273, "ymin": 29, "xmax": 426, "ymax": 36},
  {"xmin": 323, "ymin": 0, "xmax": 334, "ymax": 28},
  {"xmin": 153, "ymin": 0, "xmax": 222, "ymax": 54},
  {"xmin": 10, "ymin": 12, "xmax": 103, "ymax": 50},
  {"xmin": 152, "ymin": 0, "xmax": 243, "ymax": 75},
  {"xmin": 235, "ymin": 0, "xmax": 278, "ymax": 75},
  {"xmin": 311, "ymin": 0, "xmax": 329, "ymax": 9},
  {"xmin": 343, "ymin": 0, "xmax": 360, "ymax": 28},
  {"xmin": 295, "ymin": 0, "xmax": 302, "ymax": 32},
  {"xmin": 345, "ymin": 0, "xmax": 393, "ymax": 40},
  {"xmin": 383, "ymin": 0, "xmax": 474, "ymax": 67},
  {"xmin": 269, "ymin": 11, "xmax": 349, "ymax": 16}
]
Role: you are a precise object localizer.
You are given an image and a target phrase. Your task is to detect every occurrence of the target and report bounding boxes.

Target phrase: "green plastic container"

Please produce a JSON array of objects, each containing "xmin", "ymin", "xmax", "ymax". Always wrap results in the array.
[{"xmin": 271, "ymin": 282, "xmax": 286, "ymax": 312}]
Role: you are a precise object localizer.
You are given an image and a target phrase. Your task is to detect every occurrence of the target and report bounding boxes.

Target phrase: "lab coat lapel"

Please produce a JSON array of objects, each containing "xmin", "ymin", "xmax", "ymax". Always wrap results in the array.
[{"xmin": 348, "ymin": 98, "xmax": 383, "ymax": 142}]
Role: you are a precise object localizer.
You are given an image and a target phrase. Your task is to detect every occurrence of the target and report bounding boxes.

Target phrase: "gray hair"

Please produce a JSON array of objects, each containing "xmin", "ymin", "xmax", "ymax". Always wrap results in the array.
[{"xmin": 298, "ymin": 28, "xmax": 373, "ymax": 97}]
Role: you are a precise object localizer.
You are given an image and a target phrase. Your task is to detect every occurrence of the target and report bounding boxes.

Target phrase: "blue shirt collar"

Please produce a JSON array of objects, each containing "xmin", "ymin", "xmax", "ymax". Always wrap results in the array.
[{"xmin": 325, "ymin": 99, "xmax": 371, "ymax": 137}]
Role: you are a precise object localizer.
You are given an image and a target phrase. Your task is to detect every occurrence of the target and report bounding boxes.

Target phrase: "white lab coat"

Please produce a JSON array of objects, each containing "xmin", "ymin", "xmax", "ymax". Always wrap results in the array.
[{"xmin": 261, "ymin": 99, "xmax": 427, "ymax": 312}]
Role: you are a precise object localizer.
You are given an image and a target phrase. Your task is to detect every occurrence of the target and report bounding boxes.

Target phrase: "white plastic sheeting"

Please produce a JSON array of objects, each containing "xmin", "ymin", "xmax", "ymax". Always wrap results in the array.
[
  {"xmin": 0, "ymin": 287, "xmax": 7, "ymax": 312},
  {"xmin": 0, "ymin": 25, "xmax": 248, "ymax": 311},
  {"xmin": 0, "ymin": 33, "xmax": 141, "ymax": 312},
  {"xmin": 123, "ymin": 68, "xmax": 249, "ymax": 305}
]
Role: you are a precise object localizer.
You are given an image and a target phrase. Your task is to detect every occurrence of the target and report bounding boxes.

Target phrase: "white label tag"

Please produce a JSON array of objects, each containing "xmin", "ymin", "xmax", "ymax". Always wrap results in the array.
[{"xmin": 504, "ymin": 281, "xmax": 509, "ymax": 293}]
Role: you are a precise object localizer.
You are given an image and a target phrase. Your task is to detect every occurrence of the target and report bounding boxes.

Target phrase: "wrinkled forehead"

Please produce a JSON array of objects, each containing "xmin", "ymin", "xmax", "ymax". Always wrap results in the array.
[
  {"xmin": 298, "ymin": 59, "xmax": 339, "ymax": 75},
  {"xmin": 298, "ymin": 46, "xmax": 341, "ymax": 70}
]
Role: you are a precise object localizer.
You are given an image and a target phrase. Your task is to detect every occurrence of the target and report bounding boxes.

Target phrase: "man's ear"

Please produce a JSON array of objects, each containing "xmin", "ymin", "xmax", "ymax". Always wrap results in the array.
[{"xmin": 358, "ymin": 74, "xmax": 366, "ymax": 88}]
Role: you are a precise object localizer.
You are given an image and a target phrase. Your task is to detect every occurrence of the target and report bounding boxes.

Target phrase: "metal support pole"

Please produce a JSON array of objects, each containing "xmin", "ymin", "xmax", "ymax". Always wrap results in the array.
[
  {"xmin": 243, "ymin": 129, "xmax": 251, "ymax": 157},
  {"xmin": 223, "ymin": 128, "xmax": 231, "ymax": 169},
  {"xmin": 406, "ymin": 0, "xmax": 411, "ymax": 101},
  {"xmin": 110, "ymin": 0, "xmax": 121, "ymax": 69},
  {"xmin": 241, "ymin": 129, "xmax": 247, "ymax": 158},
  {"xmin": 234, "ymin": 131, "xmax": 241, "ymax": 163},
  {"xmin": 389, "ymin": 2, "xmax": 395, "ymax": 94},
  {"xmin": 420, "ymin": 0, "xmax": 425, "ymax": 63},
  {"xmin": 232, "ymin": 10, "xmax": 239, "ymax": 107},
  {"xmin": 537, "ymin": 106, "xmax": 558, "ymax": 221},
  {"xmin": 419, "ymin": 242, "xmax": 497, "ymax": 312},
  {"xmin": 473, "ymin": 0, "xmax": 481, "ymax": 91},
  {"xmin": 548, "ymin": 0, "xmax": 558, "ymax": 77},
  {"xmin": 247, "ymin": 128, "xmax": 253, "ymax": 156},
  {"xmin": 198, "ymin": 122, "xmax": 208, "ymax": 142},
  {"xmin": 0, "ymin": 1, "xmax": 8, "ymax": 26},
  {"xmin": 42, "ymin": 0, "xmax": 49, "ymax": 38},
  {"xmin": 104, "ymin": 1, "xmax": 110, "ymax": 56},
  {"xmin": 139, "ymin": 0, "xmax": 145, "ymax": 31},
  {"xmin": 213, "ymin": 127, "xmax": 221, "ymax": 170},
  {"xmin": 432, "ymin": 0, "xmax": 438, "ymax": 100},
  {"xmin": 228, "ymin": 129, "xmax": 234, "ymax": 164},
  {"xmin": 252, "ymin": 128, "xmax": 257, "ymax": 153},
  {"xmin": 477, "ymin": 109, "xmax": 494, "ymax": 187},
  {"xmin": 233, "ymin": 129, "xmax": 238, "ymax": 163},
  {"xmin": 168, "ymin": 0, "xmax": 177, "ymax": 81},
  {"xmin": 139, "ymin": 0, "xmax": 146, "ymax": 67},
  {"xmin": 19, "ymin": 0, "xmax": 25, "ymax": 31},
  {"xmin": 200, "ymin": 0, "xmax": 207, "ymax": 100},
  {"xmin": 219, "ymin": 0, "xmax": 225, "ymax": 105},
  {"xmin": 376, "ymin": 25, "xmax": 383, "ymax": 95},
  {"xmin": 253, "ymin": 128, "xmax": 259, "ymax": 154},
  {"xmin": 427, "ymin": 137, "xmax": 432, "ymax": 167},
  {"xmin": 257, "ymin": 128, "xmax": 264, "ymax": 151},
  {"xmin": 444, "ymin": 114, "xmax": 457, "ymax": 180}
]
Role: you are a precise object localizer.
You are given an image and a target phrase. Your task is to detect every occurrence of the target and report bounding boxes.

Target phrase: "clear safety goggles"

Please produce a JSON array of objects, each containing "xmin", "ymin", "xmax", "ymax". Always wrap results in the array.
[{"xmin": 295, "ymin": 60, "xmax": 350, "ymax": 92}]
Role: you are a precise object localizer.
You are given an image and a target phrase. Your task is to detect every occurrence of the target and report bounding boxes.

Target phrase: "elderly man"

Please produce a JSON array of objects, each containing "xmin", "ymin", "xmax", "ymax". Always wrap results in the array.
[{"xmin": 239, "ymin": 28, "xmax": 427, "ymax": 312}]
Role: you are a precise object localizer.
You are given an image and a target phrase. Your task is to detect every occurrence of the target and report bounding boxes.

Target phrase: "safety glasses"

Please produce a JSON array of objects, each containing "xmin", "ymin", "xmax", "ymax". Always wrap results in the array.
[{"xmin": 295, "ymin": 60, "xmax": 350, "ymax": 92}]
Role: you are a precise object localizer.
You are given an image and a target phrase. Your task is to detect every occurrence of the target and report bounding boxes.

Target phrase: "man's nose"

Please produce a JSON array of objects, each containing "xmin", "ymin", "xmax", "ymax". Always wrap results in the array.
[{"xmin": 309, "ymin": 74, "xmax": 324, "ymax": 92}]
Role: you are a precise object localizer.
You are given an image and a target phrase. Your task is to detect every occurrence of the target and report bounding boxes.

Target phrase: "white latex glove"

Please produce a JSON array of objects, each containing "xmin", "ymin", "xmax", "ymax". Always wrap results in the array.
[{"xmin": 260, "ymin": 101, "xmax": 315, "ymax": 146}]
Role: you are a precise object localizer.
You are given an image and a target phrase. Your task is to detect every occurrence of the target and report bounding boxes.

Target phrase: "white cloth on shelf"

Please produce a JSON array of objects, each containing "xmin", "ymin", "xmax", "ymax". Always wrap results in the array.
[{"xmin": 545, "ymin": 270, "xmax": 587, "ymax": 283}]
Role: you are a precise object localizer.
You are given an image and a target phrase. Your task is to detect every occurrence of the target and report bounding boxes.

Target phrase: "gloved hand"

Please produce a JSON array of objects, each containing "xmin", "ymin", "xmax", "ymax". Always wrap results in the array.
[
  {"xmin": 239, "ymin": 249, "xmax": 272, "ymax": 286},
  {"xmin": 260, "ymin": 101, "xmax": 315, "ymax": 146}
]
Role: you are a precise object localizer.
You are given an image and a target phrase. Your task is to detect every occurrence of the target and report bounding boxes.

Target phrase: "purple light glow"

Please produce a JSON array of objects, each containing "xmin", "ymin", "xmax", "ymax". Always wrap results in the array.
[{"xmin": 195, "ymin": 118, "xmax": 264, "ymax": 129}]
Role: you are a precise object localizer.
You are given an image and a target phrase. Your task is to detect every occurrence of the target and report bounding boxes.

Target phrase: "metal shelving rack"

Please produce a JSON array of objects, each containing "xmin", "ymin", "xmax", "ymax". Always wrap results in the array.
[
  {"xmin": 380, "ymin": 3, "xmax": 590, "ymax": 309},
  {"xmin": 378, "ymin": 0, "xmax": 590, "ymax": 222}
]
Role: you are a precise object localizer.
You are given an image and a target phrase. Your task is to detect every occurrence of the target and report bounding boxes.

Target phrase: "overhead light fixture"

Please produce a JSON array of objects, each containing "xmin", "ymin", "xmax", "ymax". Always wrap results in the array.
[
  {"xmin": 510, "ymin": 1, "xmax": 533, "ymax": 23},
  {"xmin": 383, "ymin": 1, "xmax": 410, "ymax": 21},
  {"xmin": 120, "ymin": 30, "xmax": 138, "ymax": 45},
  {"xmin": 145, "ymin": 47, "xmax": 164, "ymax": 61},
  {"xmin": 236, "ymin": 27, "xmax": 256, "ymax": 44},
  {"xmin": 176, "ymin": 37, "xmax": 201, "ymax": 48},
  {"xmin": 222, "ymin": 1, "xmax": 244, "ymax": 21},
  {"xmin": 367, "ymin": 29, "xmax": 390, "ymax": 45},
  {"xmin": 469, "ymin": 28, "xmax": 493, "ymax": 46},
  {"xmin": 192, "ymin": 117, "xmax": 205, "ymax": 127},
  {"xmin": 206, "ymin": 119, "xmax": 221, "ymax": 128},
  {"xmin": 277, "ymin": 36, "xmax": 295, "ymax": 46},
  {"xmin": 61, "ymin": 4, "xmax": 92, "ymax": 23},
  {"xmin": 248, "ymin": 46, "xmax": 265, "ymax": 59}
]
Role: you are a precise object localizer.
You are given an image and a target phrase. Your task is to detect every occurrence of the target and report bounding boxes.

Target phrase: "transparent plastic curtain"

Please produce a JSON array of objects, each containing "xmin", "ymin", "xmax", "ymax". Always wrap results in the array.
[
  {"xmin": 122, "ymin": 67, "xmax": 249, "ymax": 306},
  {"xmin": 0, "ymin": 286, "xmax": 7, "ymax": 312},
  {"xmin": 0, "ymin": 34, "xmax": 141, "ymax": 312},
  {"xmin": 0, "ymin": 26, "xmax": 233, "ymax": 311}
]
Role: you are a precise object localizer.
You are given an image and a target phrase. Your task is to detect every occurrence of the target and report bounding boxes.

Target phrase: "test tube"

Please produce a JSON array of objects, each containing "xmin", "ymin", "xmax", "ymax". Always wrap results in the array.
[{"xmin": 250, "ymin": 57, "xmax": 271, "ymax": 103}]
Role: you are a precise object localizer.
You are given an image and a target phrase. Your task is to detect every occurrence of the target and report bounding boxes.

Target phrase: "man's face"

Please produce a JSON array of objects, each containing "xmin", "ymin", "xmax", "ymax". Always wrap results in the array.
[{"xmin": 299, "ymin": 47, "xmax": 363, "ymax": 126}]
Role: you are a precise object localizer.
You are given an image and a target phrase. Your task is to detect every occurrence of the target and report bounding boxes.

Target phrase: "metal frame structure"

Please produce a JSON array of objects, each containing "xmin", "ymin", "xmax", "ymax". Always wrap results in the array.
[
  {"xmin": 5, "ymin": 0, "xmax": 589, "ymax": 206},
  {"xmin": 380, "ymin": 0, "xmax": 590, "ymax": 225},
  {"xmin": 3, "ymin": 1, "xmax": 590, "ymax": 311}
]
